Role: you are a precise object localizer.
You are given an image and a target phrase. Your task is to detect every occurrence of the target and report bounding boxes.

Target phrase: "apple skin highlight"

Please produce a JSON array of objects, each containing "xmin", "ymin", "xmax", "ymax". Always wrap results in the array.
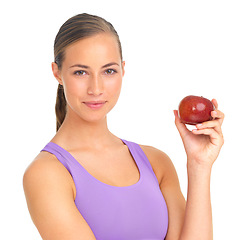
[{"xmin": 178, "ymin": 95, "xmax": 215, "ymax": 125}]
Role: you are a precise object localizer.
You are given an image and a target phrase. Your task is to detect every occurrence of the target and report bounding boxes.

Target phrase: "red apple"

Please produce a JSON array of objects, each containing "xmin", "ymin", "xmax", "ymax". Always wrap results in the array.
[{"xmin": 178, "ymin": 95, "xmax": 215, "ymax": 125}]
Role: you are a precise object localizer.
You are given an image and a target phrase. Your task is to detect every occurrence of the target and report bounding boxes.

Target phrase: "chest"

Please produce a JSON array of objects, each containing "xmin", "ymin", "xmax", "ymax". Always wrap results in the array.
[
  {"xmin": 69, "ymin": 145, "xmax": 140, "ymax": 187},
  {"xmin": 71, "ymin": 155, "xmax": 169, "ymax": 240}
]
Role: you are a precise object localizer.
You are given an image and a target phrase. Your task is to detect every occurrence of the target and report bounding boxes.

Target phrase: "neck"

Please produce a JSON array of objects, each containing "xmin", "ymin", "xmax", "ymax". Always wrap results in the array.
[{"xmin": 52, "ymin": 110, "xmax": 117, "ymax": 150}]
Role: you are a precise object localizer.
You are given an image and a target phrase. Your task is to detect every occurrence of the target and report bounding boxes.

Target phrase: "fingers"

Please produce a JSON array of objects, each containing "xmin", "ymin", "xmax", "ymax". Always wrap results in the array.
[
  {"xmin": 211, "ymin": 99, "xmax": 225, "ymax": 125},
  {"xmin": 192, "ymin": 127, "xmax": 224, "ymax": 147},
  {"xmin": 193, "ymin": 106, "xmax": 225, "ymax": 146},
  {"xmin": 211, "ymin": 98, "xmax": 218, "ymax": 109},
  {"xmin": 196, "ymin": 119, "xmax": 222, "ymax": 135},
  {"xmin": 211, "ymin": 109, "xmax": 225, "ymax": 125}
]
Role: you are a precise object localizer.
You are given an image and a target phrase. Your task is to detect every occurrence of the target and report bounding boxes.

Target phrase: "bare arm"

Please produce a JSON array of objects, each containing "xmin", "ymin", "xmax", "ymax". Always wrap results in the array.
[
  {"xmin": 174, "ymin": 99, "xmax": 224, "ymax": 240},
  {"xmin": 23, "ymin": 152, "xmax": 96, "ymax": 240},
  {"xmin": 140, "ymin": 146, "xmax": 186, "ymax": 239},
  {"xmin": 157, "ymin": 151, "xmax": 214, "ymax": 240},
  {"xmin": 142, "ymin": 99, "xmax": 224, "ymax": 240},
  {"xmin": 179, "ymin": 164, "xmax": 212, "ymax": 240}
]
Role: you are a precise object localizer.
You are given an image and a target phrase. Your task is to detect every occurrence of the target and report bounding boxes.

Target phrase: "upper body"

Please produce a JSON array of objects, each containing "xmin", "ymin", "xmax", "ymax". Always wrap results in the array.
[
  {"xmin": 23, "ymin": 13, "xmax": 224, "ymax": 240},
  {"xmin": 24, "ymin": 137, "xmax": 184, "ymax": 240}
]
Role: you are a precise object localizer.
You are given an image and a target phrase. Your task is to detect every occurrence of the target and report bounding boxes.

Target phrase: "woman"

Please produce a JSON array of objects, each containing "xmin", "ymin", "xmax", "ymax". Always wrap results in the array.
[{"xmin": 23, "ymin": 13, "xmax": 224, "ymax": 240}]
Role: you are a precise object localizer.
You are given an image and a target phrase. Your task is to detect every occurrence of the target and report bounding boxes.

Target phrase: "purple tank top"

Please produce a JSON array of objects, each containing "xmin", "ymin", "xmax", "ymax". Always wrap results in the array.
[{"xmin": 42, "ymin": 139, "xmax": 168, "ymax": 240}]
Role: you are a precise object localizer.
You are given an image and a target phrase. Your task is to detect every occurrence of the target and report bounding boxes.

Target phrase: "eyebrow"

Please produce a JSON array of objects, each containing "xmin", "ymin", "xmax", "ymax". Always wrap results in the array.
[{"xmin": 69, "ymin": 62, "xmax": 119, "ymax": 69}]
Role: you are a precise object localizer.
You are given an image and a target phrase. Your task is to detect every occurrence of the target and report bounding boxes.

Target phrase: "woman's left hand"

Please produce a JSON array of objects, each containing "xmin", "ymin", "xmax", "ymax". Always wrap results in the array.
[{"xmin": 174, "ymin": 99, "xmax": 225, "ymax": 169}]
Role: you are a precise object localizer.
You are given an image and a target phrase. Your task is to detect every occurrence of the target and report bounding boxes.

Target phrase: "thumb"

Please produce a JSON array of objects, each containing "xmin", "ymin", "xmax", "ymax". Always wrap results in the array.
[{"xmin": 173, "ymin": 110, "xmax": 190, "ymax": 139}]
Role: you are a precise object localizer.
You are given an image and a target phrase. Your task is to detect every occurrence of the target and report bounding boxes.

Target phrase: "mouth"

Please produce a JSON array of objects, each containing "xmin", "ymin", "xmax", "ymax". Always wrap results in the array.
[{"xmin": 83, "ymin": 101, "xmax": 107, "ymax": 110}]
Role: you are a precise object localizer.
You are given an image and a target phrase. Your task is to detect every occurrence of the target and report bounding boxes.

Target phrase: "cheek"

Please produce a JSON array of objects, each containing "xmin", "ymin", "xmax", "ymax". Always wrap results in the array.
[
  {"xmin": 106, "ymin": 77, "xmax": 122, "ymax": 98},
  {"xmin": 62, "ymin": 78, "xmax": 85, "ymax": 102}
]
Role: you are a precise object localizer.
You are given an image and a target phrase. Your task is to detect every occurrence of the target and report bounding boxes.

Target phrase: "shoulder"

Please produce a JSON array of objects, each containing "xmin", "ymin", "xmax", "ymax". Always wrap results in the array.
[
  {"xmin": 23, "ymin": 152, "xmax": 96, "ymax": 239},
  {"xmin": 139, "ymin": 144, "xmax": 179, "ymax": 186},
  {"xmin": 139, "ymin": 144, "xmax": 170, "ymax": 160},
  {"xmin": 23, "ymin": 151, "xmax": 67, "ymax": 183},
  {"xmin": 23, "ymin": 151, "xmax": 75, "ymax": 200}
]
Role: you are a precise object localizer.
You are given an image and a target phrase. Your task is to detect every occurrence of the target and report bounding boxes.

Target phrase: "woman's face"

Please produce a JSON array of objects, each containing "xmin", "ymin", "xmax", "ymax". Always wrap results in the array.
[{"xmin": 52, "ymin": 33, "xmax": 125, "ymax": 123}]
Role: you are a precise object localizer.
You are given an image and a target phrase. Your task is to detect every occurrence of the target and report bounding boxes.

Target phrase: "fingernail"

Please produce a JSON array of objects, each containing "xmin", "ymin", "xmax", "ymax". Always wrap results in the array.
[{"xmin": 197, "ymin": 124, "xmax": 202, "ymax": 128}]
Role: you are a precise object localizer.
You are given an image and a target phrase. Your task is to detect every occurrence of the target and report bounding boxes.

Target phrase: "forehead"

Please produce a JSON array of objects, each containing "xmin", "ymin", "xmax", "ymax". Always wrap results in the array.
[{"xmin": 63, "ymin": 33, "xmax": 121, "ymax": 66}]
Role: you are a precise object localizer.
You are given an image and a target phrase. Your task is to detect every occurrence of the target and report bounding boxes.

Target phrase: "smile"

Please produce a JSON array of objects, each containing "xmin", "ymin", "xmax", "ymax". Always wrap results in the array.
[{"xmin": 83, "ymin": 101, "xmax": 107, "ymax": 110}]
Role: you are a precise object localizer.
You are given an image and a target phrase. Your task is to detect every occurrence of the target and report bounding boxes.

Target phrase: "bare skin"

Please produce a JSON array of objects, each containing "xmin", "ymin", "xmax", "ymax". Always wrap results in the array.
[{"xmin": 23, "ymin": 33, "xmax": 224, "ymax": 240}]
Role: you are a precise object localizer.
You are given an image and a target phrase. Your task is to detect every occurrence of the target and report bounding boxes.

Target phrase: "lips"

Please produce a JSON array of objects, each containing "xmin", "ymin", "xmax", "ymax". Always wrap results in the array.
[{"xmin": 83, "ymin": 101, "xmax": 107, "ymax": 110}]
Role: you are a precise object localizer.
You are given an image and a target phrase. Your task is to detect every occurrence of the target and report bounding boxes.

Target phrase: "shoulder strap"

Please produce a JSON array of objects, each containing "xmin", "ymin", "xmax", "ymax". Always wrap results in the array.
[
  {"xmin": 121, "ymin": 139, "xmax": 155, "ymax": 172},
  {"xmin": 41, "ymin": 142, "xmax": 70, "ymax": 172}
]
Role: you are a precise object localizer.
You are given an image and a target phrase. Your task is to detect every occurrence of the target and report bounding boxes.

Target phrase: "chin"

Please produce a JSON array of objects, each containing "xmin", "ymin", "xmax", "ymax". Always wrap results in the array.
[
  {"xmin": 83, "ymin": 115, "xmax": 107, "ymax": 124},
  {"xmin": 75, "ymin": 109, "xmax": 109, "ymax": 124},
  {"xmin": 67, "ymin": 101, "xmax": 115, "ymax": 124}
]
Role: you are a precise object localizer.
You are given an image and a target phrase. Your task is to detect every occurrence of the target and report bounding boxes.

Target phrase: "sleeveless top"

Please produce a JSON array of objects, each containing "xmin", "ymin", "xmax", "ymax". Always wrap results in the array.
[{"xmin": 41, "ymin": 139, "xmax": 168, "ymax": 240}]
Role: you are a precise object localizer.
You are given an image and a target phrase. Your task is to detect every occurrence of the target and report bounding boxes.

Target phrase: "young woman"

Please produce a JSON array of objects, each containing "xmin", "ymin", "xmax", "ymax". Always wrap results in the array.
[{"xmin": 23, "ymin": 13, "xmax": 224, "ymax": 240}]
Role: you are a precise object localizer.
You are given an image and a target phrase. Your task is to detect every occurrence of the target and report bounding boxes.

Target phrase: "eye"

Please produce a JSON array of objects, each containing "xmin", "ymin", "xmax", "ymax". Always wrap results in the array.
[
  {"xmin": 105, "ymin": 69, "xmax": 117, "ymax": 75},
  {"xmin": 74, "ymin": 70, "xmax": 87, "ymax": 76}
]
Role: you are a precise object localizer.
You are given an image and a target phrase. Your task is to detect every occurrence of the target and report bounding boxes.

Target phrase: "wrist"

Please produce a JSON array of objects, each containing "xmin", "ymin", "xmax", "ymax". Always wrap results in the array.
[
  {"xmin": 187, "ymin": 160, "xmax": 212, "ymax": 179},
  {"xmin": 186, "ymin": 161, "xmax": 212, "ymax": 197}
]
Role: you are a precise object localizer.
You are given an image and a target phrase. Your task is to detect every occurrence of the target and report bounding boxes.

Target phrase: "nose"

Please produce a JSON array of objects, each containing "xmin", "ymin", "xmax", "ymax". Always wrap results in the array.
[{"xmin": 87, "ymin": 74, "xmax": 104, "ymax": 96}]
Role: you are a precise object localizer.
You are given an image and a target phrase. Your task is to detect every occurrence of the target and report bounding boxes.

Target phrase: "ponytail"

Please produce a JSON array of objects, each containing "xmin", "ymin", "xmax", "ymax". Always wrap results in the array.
[{"xmin": 55, "ymin": 84, "xmax": 66, "ymax": 131}]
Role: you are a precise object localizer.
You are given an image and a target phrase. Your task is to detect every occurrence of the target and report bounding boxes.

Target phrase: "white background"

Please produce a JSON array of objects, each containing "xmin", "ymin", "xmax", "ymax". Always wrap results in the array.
[{"xmin": 1, "ymin": 0, "xmax": 241, "ymax": 239}]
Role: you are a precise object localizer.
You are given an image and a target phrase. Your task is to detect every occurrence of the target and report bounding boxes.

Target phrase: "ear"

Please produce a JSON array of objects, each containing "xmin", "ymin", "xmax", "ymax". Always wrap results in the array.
[
  {"xmin": 121, "ymin": 61, "xmax": 125, "ymax": 77},
  {"xmin": 52, "ymin": 62, "xmax": 63, "ymax": 85}
]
